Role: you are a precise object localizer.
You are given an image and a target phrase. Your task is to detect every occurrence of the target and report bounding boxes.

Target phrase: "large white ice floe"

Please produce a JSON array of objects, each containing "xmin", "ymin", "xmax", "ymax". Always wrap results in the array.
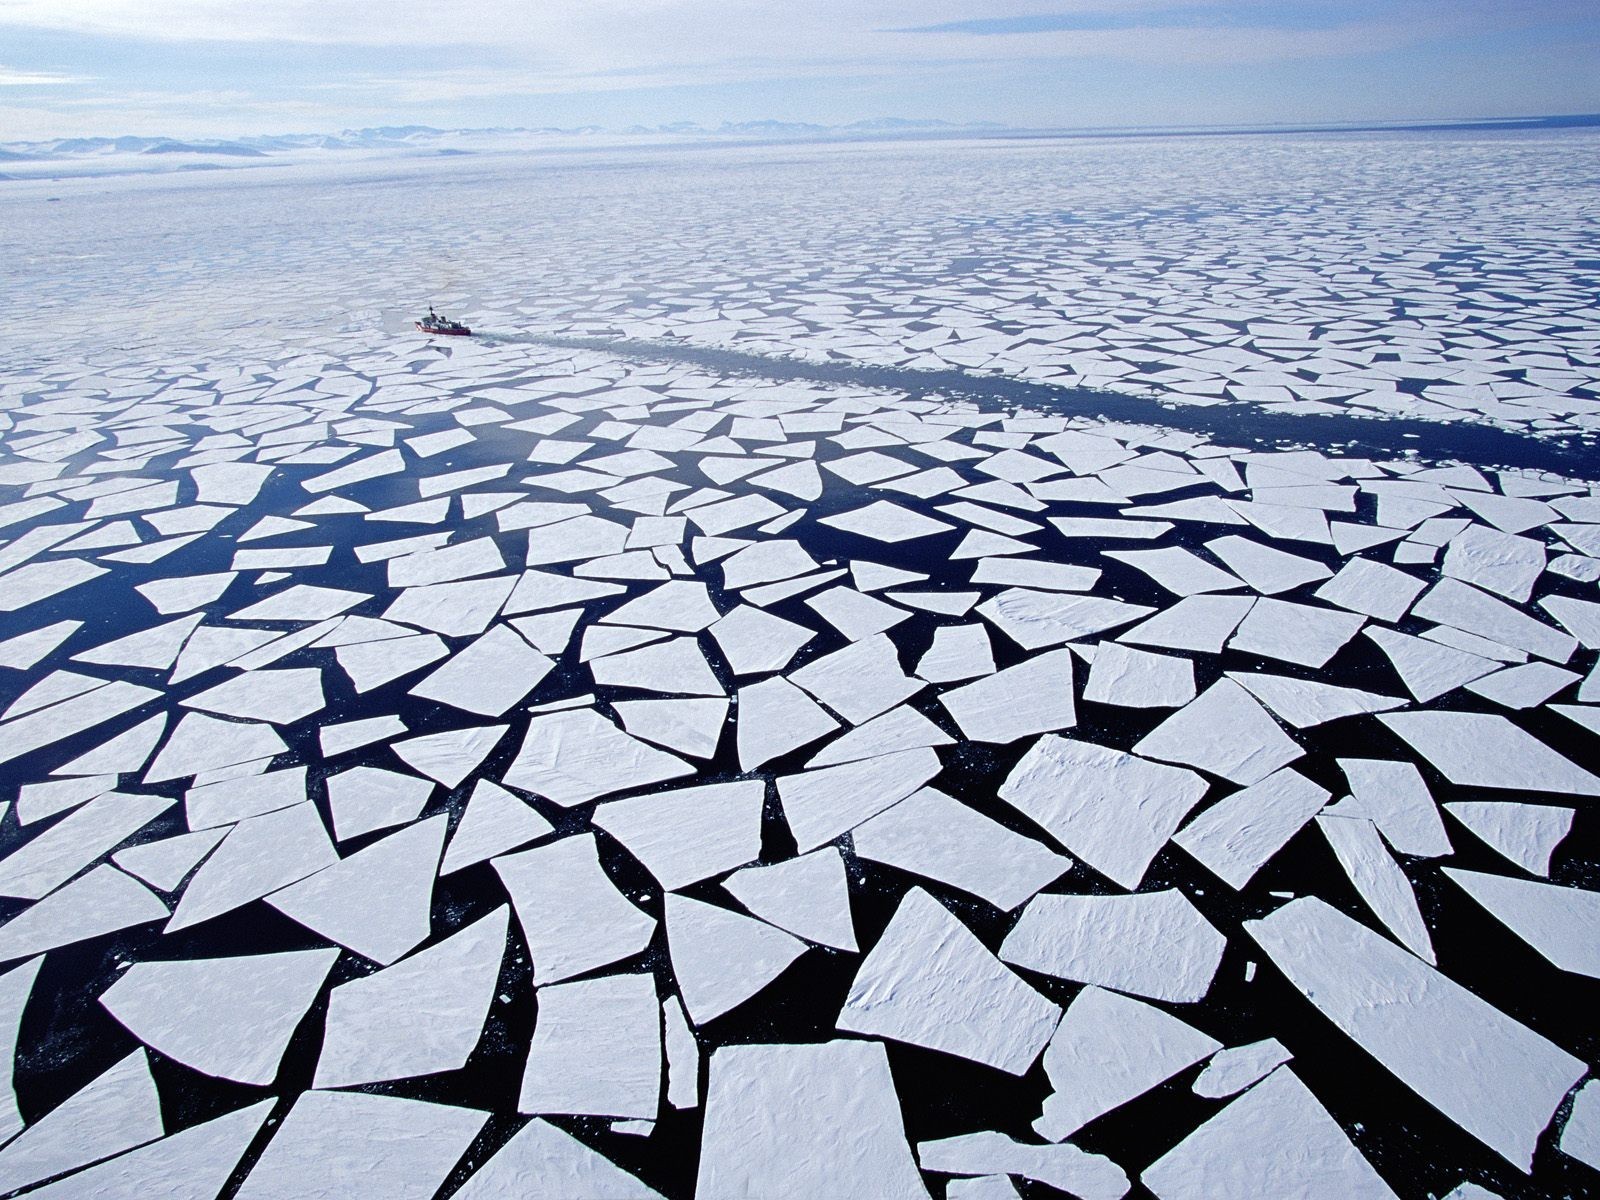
[{"xmin": 1246, "ymin": 896, "xmax": 1585, "ymax": 1170}]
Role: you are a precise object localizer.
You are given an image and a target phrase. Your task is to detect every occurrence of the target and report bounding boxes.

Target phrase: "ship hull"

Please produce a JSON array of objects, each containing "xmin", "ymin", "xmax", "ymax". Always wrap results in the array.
[{"xmin": 415, "ymin": 322, "xmax": 472, "ymax": 336}]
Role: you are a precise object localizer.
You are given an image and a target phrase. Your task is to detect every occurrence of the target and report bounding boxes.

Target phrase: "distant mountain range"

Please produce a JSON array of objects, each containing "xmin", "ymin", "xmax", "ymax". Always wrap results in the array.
[{"xmin": 0, "ymin": 119, "xmax": 1007, "ymax": 162}]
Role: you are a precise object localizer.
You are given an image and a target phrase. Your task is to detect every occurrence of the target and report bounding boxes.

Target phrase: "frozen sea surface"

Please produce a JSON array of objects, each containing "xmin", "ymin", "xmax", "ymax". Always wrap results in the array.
[{"xmin": 0, "ymin": 129, "xmax": 1598, "ymax": 1198}]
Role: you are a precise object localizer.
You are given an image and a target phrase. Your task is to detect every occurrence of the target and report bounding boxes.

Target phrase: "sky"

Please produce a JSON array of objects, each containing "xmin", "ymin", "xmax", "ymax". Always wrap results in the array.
[{"xmin": 1, "ymin": 0, "xmax": 1597, "ymax": 141}]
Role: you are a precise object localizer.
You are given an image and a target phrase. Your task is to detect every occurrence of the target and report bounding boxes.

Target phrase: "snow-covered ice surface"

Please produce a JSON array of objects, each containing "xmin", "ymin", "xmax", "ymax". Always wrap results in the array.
[{"xmin": 1, "ymin": 127, "xmax": 1598, "ymax": 1198}]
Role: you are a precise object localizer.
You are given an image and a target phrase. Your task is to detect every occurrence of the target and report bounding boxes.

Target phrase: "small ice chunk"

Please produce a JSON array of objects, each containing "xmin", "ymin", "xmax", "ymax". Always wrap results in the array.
[
  {"xmin": 1192, "ymin": 1038, "xmax": 1292, "ymax": 1099},
  {"xmin": 100, "ymin": 949, "xmax": 338, "ymax": 1085},
  {"xmin": 668, "ymin": 893, "xmax": 807, "ymax": 1025},
  {"xmin": 234, "ymin": 1090, "xmax": 486, "ymax": 1200},
  {"xmin": 723, "ymin": 847, "xmax": 857, "ymax": 950},
  {"xmin": 1142, "ymin": 1067, "xmax": 1396, "ymax": 1200},
  {"xmin": 1001, "ymin": 889, "xmax": 1226, "ymax": 1003},
  {"xmin": 316, "ymin": 907, "xmax": 507, "ymax": 1088},
  {"xmin": 838, "ymin": 888, "xmax": 1059, "ymax": 1074},
  {"xmin": 1173, "ymin": 768, "xmax": 1329, "ymax": 889},
  {"xmin": 594, "ymin": 780, "xmax": 764, "ymax": 890},
  {"xmin": 1135, "ymin": 680, "xmax": 1302, "ymax": 785},
  {"xmin": 495, "ymin": 833, "xmax": 655, "ymax": 983},
  {"xmin": 1034, "ymin": 985, "xmax": 1219, "ymax": 1139},
  {"xmin": 1379, "ymin": 710, "xmax": 1600, "ymax": 796},
  {"xmin": 1246, "ymin": 896, "xmax": 1585, "ymax": 1170},
  {"xmin": 999, "ymin": 735, "xmax": 1206, "ymax": 889},
  {"xmin": 852, "ymin": 787, "xmax": 1069, "ymax": 910},
  {"xmin": 697, "ymin": 1041, "xmax": 927, "ymax": 1199},
  {"xmin": 1443, "ymin": 868, "xmax": 1600, "ymax": 978}
]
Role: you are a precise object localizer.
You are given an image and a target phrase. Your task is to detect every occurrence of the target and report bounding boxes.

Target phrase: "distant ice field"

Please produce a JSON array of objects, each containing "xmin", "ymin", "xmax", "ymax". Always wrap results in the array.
[{"xmin": 0, "ymin": 129, "xmax": 1598, "ymax": 1198}]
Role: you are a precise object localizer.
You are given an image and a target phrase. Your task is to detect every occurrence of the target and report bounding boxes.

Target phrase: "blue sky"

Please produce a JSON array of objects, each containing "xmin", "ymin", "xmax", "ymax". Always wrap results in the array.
[{"xmin": 0, "ymin": 0, "xmax": 1596, "ymax": 140}]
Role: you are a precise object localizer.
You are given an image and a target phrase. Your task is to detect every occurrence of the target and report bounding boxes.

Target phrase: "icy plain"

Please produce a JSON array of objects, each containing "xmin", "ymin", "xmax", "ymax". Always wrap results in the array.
[{"xmin": 0, "ymin": 127, "xmax": 1598, "ymax": 1198}]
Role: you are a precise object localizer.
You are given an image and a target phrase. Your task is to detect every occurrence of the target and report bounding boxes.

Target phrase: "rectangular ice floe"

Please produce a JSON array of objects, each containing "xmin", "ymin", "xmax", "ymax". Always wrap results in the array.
[
  {"xmin": 1246, "ymin": 896, "xmax": 1585, "ymax": 1170},
  {"xmin": 697, "ymin": 1041, "xmax": 927, "ymax": 1199},
  {"xmin": 1001, "ymin": 889, "xmax": 1226, "ymax": 1003},
  {"xmin": 1033, "ymin": 985, "xmax": 1219, "ymax": 1140},
  {"xmin": 1142, "ymin": 1067, "xmax": 1396, "ymax": 1199},
  {"xmin": 837, "ymin": 888, "xmax": 1060, "ymax": 1074},
  {"xmin": 777, "ymin": 746, "xmax": 941, "ymax": 852},
  {"xmin": 939, "ymin": 649, "xmax": 1076, "ymax": 743},
  {"xmin": 494, "ymin": 834, "xmax": 655, "ymax": 984},
  {"xmin": 1134, "ymin": 680, "xmax": 1302, "ymax": 785},
  {"xmin": 502, "ymin": 709, "xmax": 693, "ymax": 805},
  {"xmin": 1173, "ymin": 768, "xmax": 1330, "ymax": 889},
  {"xmin": 519, "ymin": 973, "xmax": 661, "ymax": 1119},
  {"xmin": 998, "ymin": 735, "xmax": 1206, "ymax": 889},
  {"xmin": 851, "ymin": 786, "xmax": 1069, "ymax": 910},
  {"xmin": 1379, "ymin": 710, "xmax": 1600, "ymax": 795}
]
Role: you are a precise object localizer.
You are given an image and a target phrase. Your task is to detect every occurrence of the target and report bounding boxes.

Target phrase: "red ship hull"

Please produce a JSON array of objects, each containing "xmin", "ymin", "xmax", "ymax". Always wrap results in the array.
[{"xmin": 415, "ymin": 321, "xmax": 472, "ymax": 336}]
